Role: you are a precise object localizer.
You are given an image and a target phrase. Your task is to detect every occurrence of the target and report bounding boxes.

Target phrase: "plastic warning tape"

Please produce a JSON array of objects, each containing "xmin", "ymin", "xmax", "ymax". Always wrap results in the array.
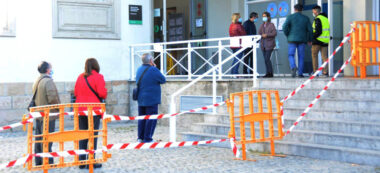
[
  {"xmin": 284, "ymin": 55, "xmax": 353, "ymax": 136},
  {"xmin": 280, "ymin": 27, "xmax": 355, "ymax": 104},
  {"xmin": 104, "ymin": 101, "xmax": 226, "ymax": 121},
  {"xmin": 0, "ymin": 119, "xmax": 33, "ymax": 132},
  {"xmin": 28, "ymin": 110, "xmax": 104, "ymax": 119},
  {"xmin": 0, "ymin": 138, "xmax": 238, "ymax": 170}
]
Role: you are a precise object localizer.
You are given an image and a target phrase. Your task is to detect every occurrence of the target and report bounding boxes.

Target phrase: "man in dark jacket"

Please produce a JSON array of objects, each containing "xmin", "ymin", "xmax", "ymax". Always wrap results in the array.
[
  {"xmin": 312, "ymin": 5, "xmax": 330, "ymax": 76},
  {"xmin": 283, "ymin": 4, "xmax": 313, "ymax": 78},
  {"xmin": 33, "ymin": 61, "xmax": 60, "ymax": 166},
  {"xmin": 243, "ymin": 12, "xmax": 258, "ymax": 75},
  {"xmin": 136, "ymin": 53, "xmax": 166, "ymax": 143}
]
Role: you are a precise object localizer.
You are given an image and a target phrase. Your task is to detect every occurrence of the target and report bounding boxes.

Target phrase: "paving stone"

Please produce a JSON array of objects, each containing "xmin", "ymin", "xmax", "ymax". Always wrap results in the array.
[{"xmin": 0, "ymin": 124, "xmax": 376, "ymax": 173}]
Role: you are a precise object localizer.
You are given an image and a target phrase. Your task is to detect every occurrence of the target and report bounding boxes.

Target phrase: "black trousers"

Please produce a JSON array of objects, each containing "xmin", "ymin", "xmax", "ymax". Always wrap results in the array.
[
  {"xmin": 79, "ymin": 115, "xmax": 101, "ymax": 161},
  {"xmin": 262, "ymin": 49, "xmax": 274, "ymax": 74},
  {"xmin": 243, "ymin": 48, "xmax": 254, "ymax": 74},
  {"xmin": 35, "ymin": 119, "xmax": 55, "ymax": 166}
]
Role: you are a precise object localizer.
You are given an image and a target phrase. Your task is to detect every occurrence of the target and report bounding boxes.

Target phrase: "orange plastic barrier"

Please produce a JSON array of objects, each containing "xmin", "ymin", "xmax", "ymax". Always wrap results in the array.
[
  {"xmin": 227, "ymin": 90, "xmax": 285, "ymax": 161},
  {"xmin": 25, "ymin": 103, "xmax": 111, "ymax": 173},
  {"xmin": 351, "ymin": 21, "xmax": 380, "ymax": 78}
]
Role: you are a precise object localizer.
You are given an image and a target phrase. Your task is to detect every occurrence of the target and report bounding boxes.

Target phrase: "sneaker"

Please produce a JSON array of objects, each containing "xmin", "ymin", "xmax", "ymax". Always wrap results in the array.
[
  {"xmin": 137, "ymin": 139, "xmax": 142, "ymax": 143},
  {"xmin": 291, "ymin": 68, "xmax": 297, "ymax": 78},
  {"xmin": 298, "ymin": 75, "xmax": 304, "ymax": 78},
  {"xmin": 263, "ymin": 73, "xmax": 273, "ymax": 78}
]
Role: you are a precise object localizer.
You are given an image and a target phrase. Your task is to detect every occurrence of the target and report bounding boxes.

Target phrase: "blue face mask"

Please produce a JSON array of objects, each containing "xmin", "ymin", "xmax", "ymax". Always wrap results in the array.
[
  {"xmin": 254, "ymin": 18, "xmax": 258, "ymax": 22},
  {"xmin": 49, "ymin": 70, "xmax": 54, "ymax": 77},
  {"xmin": 263, "ymin": 17, "xmax": 268, "ymax": 22},
  {"xmin": 238, "ymin": 18, "xmax": 242, "ymax": 23}
]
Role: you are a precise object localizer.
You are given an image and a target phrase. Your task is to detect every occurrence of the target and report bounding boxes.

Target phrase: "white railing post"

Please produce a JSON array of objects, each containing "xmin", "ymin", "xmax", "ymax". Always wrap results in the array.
[
  {"xmin": 131, "ymin": 46, "xmax": 135, "ymax": 80},
  {"xmin": 160, "ymin": 46, "xmax": 164, "ymax": 75},
  {"xmin": 253, "ymin": 42, "xmax": 258, "ymax": 88},
  {"xmin": 188, "ymin": 42, "xmax": 192, "ymax": 80},
  {"xmin": 212, "ymin": 69, "xmax": 217, "ymax": 114},
  {"xmin": 218, "ymin": 40, "xmax": 223, "ymax": 80},
  {"xmin": 169, "ymin": 96, "xmax": 176, "ymax": 142}
]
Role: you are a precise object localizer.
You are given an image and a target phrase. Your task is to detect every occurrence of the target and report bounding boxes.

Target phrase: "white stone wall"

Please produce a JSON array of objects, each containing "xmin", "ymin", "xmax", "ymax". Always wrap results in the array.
[{"xmin": 0, "ymin": 0, "xmax": 153, "ymax": 83}]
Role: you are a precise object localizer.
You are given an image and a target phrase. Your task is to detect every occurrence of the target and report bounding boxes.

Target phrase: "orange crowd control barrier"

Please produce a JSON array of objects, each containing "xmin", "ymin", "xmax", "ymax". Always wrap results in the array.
[
  {"xmin": 351, "ymin": 21, "xmax": 380, "ymax": 78},
  {"xmin": 227, "ymin": 90, "xmax": 285, "ymax": 161},
  {"xmin": 25, "ymin": 103, "xmax": 111, "ymax": 173}
]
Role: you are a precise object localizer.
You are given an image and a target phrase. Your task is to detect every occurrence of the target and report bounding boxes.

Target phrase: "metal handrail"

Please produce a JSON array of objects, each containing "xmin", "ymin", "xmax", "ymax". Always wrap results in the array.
[{"xmin": 130, "ymin": 35, "xmax": 261, "ymax": 142}]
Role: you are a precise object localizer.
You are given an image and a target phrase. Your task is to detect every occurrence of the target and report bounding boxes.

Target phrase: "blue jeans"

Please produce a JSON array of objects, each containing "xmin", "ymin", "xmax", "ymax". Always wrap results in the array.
[
  {"xmin": 138, "ymin": 105, "xmax": 158, "ymax": 143},
  {"xmin": 288, "ymin": 43, "xmax": 305, "ymax": 75},
  {"xmin": 231, "ymin": 48, "xmax": 244, "ymax": 74}
]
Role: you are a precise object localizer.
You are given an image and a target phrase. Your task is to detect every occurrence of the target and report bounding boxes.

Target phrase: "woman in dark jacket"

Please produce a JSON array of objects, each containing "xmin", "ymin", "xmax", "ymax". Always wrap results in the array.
[
  {"xmin": 74, "ymin": 58, "xmax": 107, "ymax": 169},
  {"xmin": 229, "ymin": 13, "xmax": 246, "ymax": 75},
  {"xmin": 258, "ymin": 12, "xmax": 277, "ymax": 78}
]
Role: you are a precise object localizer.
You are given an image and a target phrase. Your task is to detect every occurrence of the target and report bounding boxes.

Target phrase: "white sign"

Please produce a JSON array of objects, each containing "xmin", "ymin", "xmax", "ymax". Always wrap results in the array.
[
  {"xmin": 278, "ymin": 17, "xmax": 287, "ymax": 31},
  {"xmin": 196, "ymin": 18, "xmax": 203, "ymax": 27},
  {"xmin": 272, "ymin": 18, "xmax": 278, "ymax": 30}
]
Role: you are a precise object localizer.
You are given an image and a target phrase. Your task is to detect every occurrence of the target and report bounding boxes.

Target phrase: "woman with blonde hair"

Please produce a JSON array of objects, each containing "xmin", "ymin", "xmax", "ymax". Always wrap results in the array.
[{"xmin": 229, "ymin": 13, "xmax": 246, "ymax": 75}]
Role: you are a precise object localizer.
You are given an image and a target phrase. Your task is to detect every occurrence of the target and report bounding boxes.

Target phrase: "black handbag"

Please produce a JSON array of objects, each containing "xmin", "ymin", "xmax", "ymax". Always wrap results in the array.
[
  {"xmin": 133, "ymin": 66, "xmax": 150, "ymax": 101},
  {"xmin": 28, "ymin": 76, "xmax": 49, "ymax": 111},
  {"xmin": 85, "ymin": 76, "xmax": 105, "ymax": 103}
]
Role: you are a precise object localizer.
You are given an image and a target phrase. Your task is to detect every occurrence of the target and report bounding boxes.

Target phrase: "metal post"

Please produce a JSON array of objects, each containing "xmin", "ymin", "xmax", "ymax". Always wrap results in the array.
[
  {"xmin": 253, "ymin": 42, "xmax": 258, "ymax": 88},
  {"xmin": 328, "ymin": 0, "xmax": 333, "ymax": 76},
  {"xmin": 169, "ymin": 96, "xmax": 176, "ymax": 142},
  {"xmin": 131, "ymin": 47, "xmax": 135, "ymax": 80},
  {"xmin": 218, "ymin": 40, "xmax": 223, "ymax": 80},
  {"xmin": 160, "ymin": 46, "xmax": 164, "ymax": 74},
  {"xmin": 212, "ymin": 69, "xmax": 217, "ymax": 114},
  {"xmin": 188, "ymin": 42, "xmax": 192, "ymax": 80},
  {"xmin": 163, "ymin": 0, "xmax": 167, "ymax": 43}
]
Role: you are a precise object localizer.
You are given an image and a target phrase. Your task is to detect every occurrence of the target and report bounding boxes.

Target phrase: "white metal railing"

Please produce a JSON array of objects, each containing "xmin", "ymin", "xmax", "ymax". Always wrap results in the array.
[
  {"xmin": 130, "ymin": 35, "xmax": 261, "ymax": 141},
  {"xmin": 130, "ymin": 35, "xmax": 261, "ymax": 80}
]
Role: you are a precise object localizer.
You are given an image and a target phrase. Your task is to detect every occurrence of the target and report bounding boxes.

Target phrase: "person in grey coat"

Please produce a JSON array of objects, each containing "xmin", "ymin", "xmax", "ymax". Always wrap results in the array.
[
  {"xmin": 258, "ymin": 12, "xmax": 277, "ymax": 78},
  {"xmin": 32, "ymin": 61, "xmax": 60, "ymax": 166}
]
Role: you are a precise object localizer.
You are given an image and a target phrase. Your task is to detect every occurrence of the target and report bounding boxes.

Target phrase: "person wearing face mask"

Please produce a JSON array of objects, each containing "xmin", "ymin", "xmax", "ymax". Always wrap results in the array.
[
  {"xmin": 32, "ymin": 61, "xmax": 61, "ymax": 166},
  {"xmin": 242, "ymin": 12, "xmax": 258, "ymax": 75},
  {"xmin": 312, "ymin": 5, "xmax": 330, "ymax": 77},
  {"xmin": 258, "ymin": 12, "xmax": 277, "ymax": 78},
  {"xmin": 282, "ymin": 4, "xmax": 313, "ymax": 78},
  {"xmin": 229, "ymin": 13, "xmax": 246, "ymax": 76}
]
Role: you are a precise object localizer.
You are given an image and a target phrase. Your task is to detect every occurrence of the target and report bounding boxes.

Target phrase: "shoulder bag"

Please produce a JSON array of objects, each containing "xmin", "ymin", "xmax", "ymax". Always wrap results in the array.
[
  {"xmin": 28, "ymin": 76, "xmax": 49, "ymax": 111},
  {"xmin": 133, "ymin": 66, "xmax": 150, "ymax": 101},
  {"xmin": 85, "ymin": 76, "xmax": 105, "ymax": 103}
]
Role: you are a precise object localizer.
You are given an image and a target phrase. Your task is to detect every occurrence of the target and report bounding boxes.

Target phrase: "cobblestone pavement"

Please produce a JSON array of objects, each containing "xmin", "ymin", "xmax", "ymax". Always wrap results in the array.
[{"xmin": 0, "ymin": 123, "xmax": 377, "ymax": 173}]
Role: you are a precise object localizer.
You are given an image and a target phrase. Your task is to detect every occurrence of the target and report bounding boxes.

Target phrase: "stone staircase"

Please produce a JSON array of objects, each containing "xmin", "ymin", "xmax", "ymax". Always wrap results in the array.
[{"xmin": 181, "ymin": 78, "xmax": 380, "ymax": 166}]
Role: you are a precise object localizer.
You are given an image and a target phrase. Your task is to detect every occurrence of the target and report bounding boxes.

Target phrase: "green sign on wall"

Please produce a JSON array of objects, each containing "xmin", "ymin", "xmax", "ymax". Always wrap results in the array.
[{"xmin": 129, "ymin": 5, "xmax": 142, "ymax": 25}]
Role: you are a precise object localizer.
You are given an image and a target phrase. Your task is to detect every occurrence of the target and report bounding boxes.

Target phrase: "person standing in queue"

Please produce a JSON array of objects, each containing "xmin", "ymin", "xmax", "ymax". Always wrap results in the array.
[
  {"xmin": 135, "ymin": 53, "xmax": 166, "ymax": 143},
  {"xmin": 243, "ymin": 12, "xmax": 258, "ymax": 75},
  {"xmin": 312, "ymin": 5, "xmax": 330, "ymax": 77},
  {"xmin": 258, "ymin": 12, "xmax": 277, "ymax": 78},
  {"xmin": 229, "ymin": 13, "xmax": 247, "ymax": 76},
  {"xmin": 33, "ymin": 61, "xmax": 60, "ymax": 166},
  {"xmin": 74, "ymin": 58, "xmax": 107, "ymax": 169}
]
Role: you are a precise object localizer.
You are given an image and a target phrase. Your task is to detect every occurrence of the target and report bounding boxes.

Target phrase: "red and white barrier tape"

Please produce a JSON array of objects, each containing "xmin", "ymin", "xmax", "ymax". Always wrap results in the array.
[
  {"xmin": 284, "ymin": 54, "xmax": 353, "ymax": 136},
  {"xmin": 280, "ymin": 27, "xmax": 354, "ymax": 104},
  {"xmin": 0, "ymin": 155, "xmax": 33, "ymax": 170},
  {"xmin": 28, "ymin": 110, "xmax": 104, "ymax": 119},
  {"xmin": 0, "ymin": 119, "xmax": 33, "ymax": 132},
  {"xmin": 279, "ymin": 27, "xmax": 355, "ymax": 129},
  {"xmin": 103, "ymin": 101, "xmax": 226, "ymax": 121},
  {"xmin": 0, "ymin": 138, "xmax": 238, "ymax": 170}
]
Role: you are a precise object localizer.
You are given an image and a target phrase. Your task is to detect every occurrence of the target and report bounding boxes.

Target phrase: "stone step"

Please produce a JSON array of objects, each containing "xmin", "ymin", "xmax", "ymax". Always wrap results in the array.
[
  {"xmin": 205, "ymin": 110, "xmax": 380, "ymax": 124},
  {"xmin": 220, "ymin": 98, "xmax": 380, "ymax": 113},
  {"xmin": 188, "ymin": 123, "xmax": 380, "ymax": 151},
  {"xmin": 252, "ymin": 88, "xmax": 380, "ymax": 101},
  {"xmin": 256, "ymin": 78, "xmax": 380, "ymax": 90},
  {"xmin": 181, "ymin": 132, "xmax": 380, "ymax": 166}
]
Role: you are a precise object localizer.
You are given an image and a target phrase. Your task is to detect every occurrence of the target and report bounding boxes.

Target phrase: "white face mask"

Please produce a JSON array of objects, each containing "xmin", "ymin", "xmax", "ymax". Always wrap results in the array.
[{"xmin": 313, "ymin": 13, "xmax": 316, "ymax": 17}]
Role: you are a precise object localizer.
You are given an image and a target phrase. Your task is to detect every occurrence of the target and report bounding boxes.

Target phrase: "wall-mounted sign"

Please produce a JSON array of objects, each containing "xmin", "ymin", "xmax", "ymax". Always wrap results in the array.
[
  {"xmin": 129, "ymin": 5, "xmax": 142, "ymax": 25},
  {"xmin": 278, "ymin": 1, "xmax": 289, "ymax": 17},
  {"xmin": 267, "ymin": 2, "xmax": 277, "ymax": 17}
]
